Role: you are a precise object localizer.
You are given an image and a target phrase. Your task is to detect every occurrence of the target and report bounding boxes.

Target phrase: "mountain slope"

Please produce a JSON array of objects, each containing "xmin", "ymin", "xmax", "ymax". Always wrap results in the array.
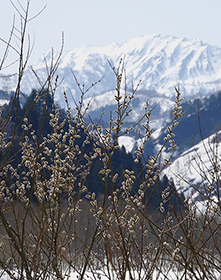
[{"xmin": 163, "ymin": 130, "xmax": 221, "ymax": 205}]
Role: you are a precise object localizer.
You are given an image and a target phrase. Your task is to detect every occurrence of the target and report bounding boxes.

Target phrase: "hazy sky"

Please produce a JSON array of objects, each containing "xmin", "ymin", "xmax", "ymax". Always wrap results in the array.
[{"xmin": 1, "ymin": 0, "xmax": 221, "ymax": 73}]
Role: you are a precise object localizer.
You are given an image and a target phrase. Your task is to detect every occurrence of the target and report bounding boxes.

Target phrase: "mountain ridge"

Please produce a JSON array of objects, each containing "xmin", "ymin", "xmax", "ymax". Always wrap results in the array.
[{"xmin": 6, "ymin": 33, "xmax": 221, "ymax": 109}]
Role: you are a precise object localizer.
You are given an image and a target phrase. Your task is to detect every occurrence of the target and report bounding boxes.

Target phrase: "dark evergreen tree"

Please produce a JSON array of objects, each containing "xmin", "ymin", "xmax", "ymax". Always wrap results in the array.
[{"xmin": 23, "ymin": 89, "xmax": 54, "ymax": 138}]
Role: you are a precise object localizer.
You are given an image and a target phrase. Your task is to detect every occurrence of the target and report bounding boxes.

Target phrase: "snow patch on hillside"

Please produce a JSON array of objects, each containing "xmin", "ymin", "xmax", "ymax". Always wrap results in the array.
[
  {"xmin": 0, "ymin": 99, "xmax": 9, "ymax": 106},
  {"xmin": 163, "ymin": 131, "xmax": 221, "ymax": 202},
  {"xmin": 118, "ymin": 135, "xmax": 136, "ymax": 153}
]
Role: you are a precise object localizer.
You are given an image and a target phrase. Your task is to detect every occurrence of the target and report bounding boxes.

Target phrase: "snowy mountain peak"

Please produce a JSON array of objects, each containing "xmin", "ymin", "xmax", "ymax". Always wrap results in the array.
[{"xmin": 7, "ymin": 34, "xmax": 221, "ymax": 108}]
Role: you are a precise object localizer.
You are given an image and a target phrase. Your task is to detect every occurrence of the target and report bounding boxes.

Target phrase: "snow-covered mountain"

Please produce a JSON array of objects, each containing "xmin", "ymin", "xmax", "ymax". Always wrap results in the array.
[{"xmin": 12, "ymin": 33, "xmax": 221, "ymax": 110}]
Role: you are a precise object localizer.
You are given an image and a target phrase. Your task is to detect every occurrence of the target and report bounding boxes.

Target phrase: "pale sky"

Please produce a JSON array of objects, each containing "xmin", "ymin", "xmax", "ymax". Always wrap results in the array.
[{"xmin": 1, "ymin": 0, "xmax": 221, "ymax": 73}]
